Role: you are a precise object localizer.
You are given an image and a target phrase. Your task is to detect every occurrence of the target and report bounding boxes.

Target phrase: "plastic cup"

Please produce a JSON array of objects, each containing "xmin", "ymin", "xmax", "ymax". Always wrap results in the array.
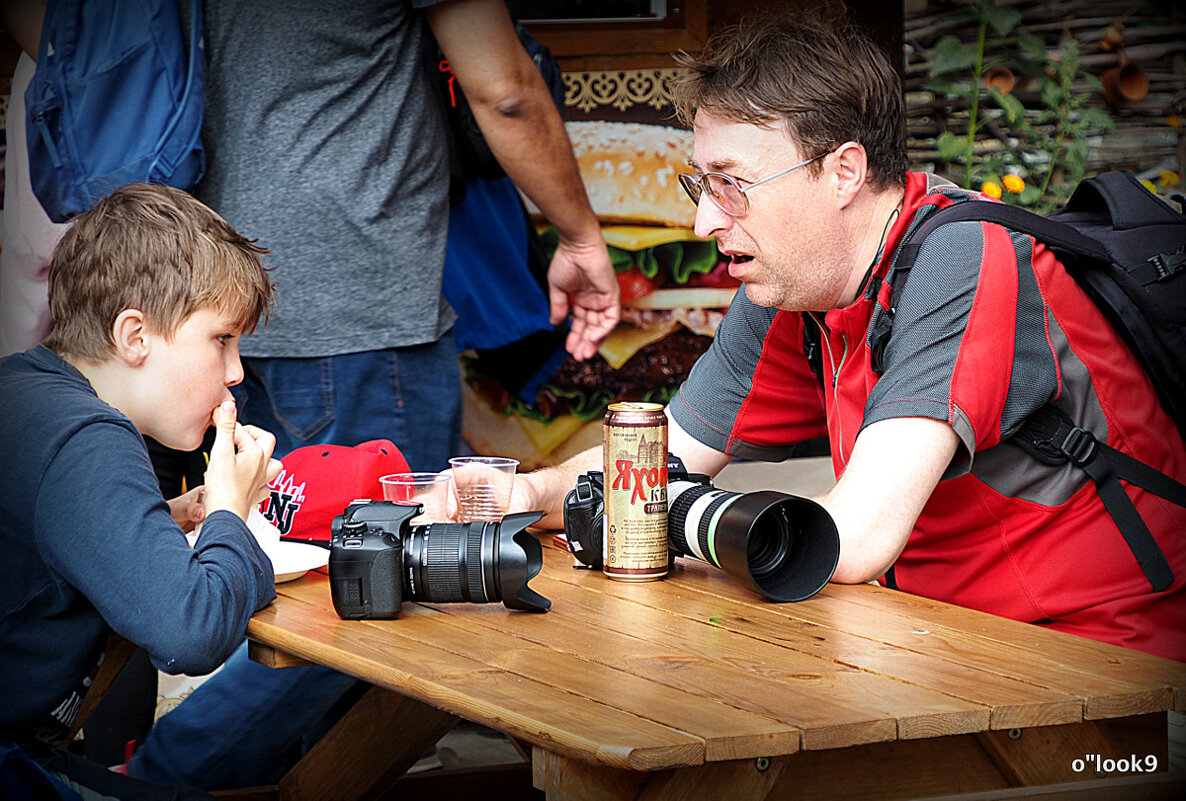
[
  {"xmin": 448, "ymin": 456, "xmax": 519, "ymax": 523},
  {"xmin": 380, "ymin": 472, "xmax": 454, "ymax": 523}
]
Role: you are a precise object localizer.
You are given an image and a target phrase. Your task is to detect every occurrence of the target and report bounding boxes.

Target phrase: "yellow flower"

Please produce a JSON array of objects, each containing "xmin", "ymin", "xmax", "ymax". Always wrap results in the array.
[
  {"xmin": 981, "ymin": 181, "xmax": 1003, "ymax": 199},
  {"xmin": 1002, "ymin": 174, "xmax": 1026, "ymax": 194},
  {"xmin": 1158, "ymin": 170, "xmax": 1181, "ymax": 189}
]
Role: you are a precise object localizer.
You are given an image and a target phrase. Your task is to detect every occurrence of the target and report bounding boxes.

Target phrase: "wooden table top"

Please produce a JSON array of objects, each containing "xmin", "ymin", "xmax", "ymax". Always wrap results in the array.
[{"xmin": 247, "ymin": 537, "xmax": 1186, "ymax": 773}]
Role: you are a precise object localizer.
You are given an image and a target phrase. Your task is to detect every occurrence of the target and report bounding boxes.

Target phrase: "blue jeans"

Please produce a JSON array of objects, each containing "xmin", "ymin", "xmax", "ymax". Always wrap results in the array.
[
  {"xmin": 130, "ymin": 341, "xmax": 462, "ymax": 789},
  {"xmin": 127, "ymin": 642, "xmax": 359, "ymax": 789},
  {"xmin": 232, "ymin": 337, "xmax": 462, "ymax": 468}
]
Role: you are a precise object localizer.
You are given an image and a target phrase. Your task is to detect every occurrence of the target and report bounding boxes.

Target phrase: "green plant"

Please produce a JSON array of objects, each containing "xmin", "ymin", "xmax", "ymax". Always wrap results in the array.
[{"xmin": 926, "ymin": 0, "xmax": 1115, "ymax": 211}]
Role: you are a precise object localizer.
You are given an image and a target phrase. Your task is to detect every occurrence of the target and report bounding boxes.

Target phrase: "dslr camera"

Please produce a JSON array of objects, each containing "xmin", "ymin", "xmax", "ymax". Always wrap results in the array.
[
  {"xmin": 329, "ymin": 500, "xmax": 550, "ymax": 619},
  {"xmin": 563, "ymin": 456, "xmax": 839, "ymax": 602}
]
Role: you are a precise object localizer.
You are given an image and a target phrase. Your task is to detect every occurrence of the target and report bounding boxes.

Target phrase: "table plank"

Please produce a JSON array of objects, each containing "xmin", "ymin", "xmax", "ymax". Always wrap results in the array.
[
  {"xmin": 545, "ymin": 568, "xmax": 1084, "ymax": 731},
  {"xmin": 598, "ymin": 551, "xmax": 1183, "ymax": 718},
  {"xmin": 278, "ymin": 575, "xmax": 801, "ymax": 762},
  {"xmin": 249, "ymin": 581, "xmax": 703, "ymax": 771},
  {"xmin": 519, "ymin": 568, "xmax": 988, "ymax": 747},
  {"xmin": 819, "ymin": 581, "xmax": 1186, "ymax": 711},
  {"xmin": 540, "ymin": 549, "xmax": 1087, "ymax": 734}
]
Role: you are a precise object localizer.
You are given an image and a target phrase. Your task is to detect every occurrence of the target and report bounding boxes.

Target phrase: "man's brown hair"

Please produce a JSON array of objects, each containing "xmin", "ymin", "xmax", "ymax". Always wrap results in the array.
[
  {"xmin": 672, "ymin": 16, "xmax": 908, "ymax": 190},
  {"xmin": 44, "ymin": 184, "xmax": 273, "ymax": 361}
]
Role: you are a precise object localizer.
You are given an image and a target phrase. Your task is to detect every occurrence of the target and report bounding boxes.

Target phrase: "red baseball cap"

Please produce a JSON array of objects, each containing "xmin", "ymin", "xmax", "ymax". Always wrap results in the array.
[{"xmin": 259, "ymin": 439, "xmax": 410, "ymax": 542}]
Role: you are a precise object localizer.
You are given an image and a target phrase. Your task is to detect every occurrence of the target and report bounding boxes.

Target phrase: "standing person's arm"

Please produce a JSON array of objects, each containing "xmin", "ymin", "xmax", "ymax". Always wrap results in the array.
[{"xmin": 426, "ymin": 0, "xmax": 619, "ymax": 361}]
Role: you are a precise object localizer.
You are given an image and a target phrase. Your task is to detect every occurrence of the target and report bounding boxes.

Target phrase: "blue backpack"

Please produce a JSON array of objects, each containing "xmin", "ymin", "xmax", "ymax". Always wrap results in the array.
[{"xmin": 25, "ymin": 0, "xmax": 205, "ymax": 223}]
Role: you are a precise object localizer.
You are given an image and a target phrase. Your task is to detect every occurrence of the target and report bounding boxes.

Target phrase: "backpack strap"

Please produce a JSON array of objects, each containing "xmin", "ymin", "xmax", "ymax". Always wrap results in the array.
[
  {"xmin": 879, "ymin": 201, "xmax": 1182, "ymax": 592},
  {"xmin": 1011, "ymin": 405, "xmax": 1180, "ymax": 592},
  {"xmin": 896, "ymin": 200, "xmax": 1112, "ymax": 272},
  {"xmin": 869, "ymin": 199, "xmax": 1109, "ymax": 373}
]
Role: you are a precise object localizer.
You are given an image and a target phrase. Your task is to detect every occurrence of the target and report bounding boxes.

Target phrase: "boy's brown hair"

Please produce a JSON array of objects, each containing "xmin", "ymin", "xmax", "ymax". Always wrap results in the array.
[
  {"xmin": 43, "ymin": 184, "xmax": 274, "ymax": 361},
  {"xmin": 672, "ymin": 15, "xmax": 908, "ymax": 191}
]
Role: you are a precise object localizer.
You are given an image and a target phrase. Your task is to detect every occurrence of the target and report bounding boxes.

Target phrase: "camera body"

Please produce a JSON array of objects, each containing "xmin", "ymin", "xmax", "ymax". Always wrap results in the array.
[
  {"xmin": 562, "ymin": 457, "xmax": 709, "ymax": 570},
  {"xmin": 329, "ymin": 501, "xmax": 417, "ymax": 619},
  {"xmin": 560, "ymin": 471, "xmax": 604, "ymax": 568}
]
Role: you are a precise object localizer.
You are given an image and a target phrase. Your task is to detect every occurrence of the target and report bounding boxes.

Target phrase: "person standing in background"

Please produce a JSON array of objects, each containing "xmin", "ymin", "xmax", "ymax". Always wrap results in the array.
[{"xmin": 194, "ymin": 0, "xmax": 617, "ymax": 470}]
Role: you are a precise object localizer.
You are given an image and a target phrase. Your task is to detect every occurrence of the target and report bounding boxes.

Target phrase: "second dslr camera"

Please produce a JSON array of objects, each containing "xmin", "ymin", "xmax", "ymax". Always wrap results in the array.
[
  {"xmin": 563, "ymin": 457, "xmax": 839, "ymax": 602},
  {"xmin": 329, "ymin": 500, "xmax": 550, "ymax": 619}
]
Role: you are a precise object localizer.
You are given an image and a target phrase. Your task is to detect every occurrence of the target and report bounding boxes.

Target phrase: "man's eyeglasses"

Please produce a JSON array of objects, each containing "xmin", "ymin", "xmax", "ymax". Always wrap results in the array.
[{"xmin": 677, "ymin": 152, "xmax": 827, "ymax": 217}]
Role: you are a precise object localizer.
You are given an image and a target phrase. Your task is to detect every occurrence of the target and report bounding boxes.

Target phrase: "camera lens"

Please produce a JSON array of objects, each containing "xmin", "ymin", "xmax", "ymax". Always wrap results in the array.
[
  {"xmin": 746, "ymin": 508, "xmax": 792, "ymax": 579},
  {"xmin": 667, "ymin": 481, "xmax": 839, "ymax": 602},
  {"xmin": 402, "ymin": 513, "xmax": 550, "ymax": 611}
]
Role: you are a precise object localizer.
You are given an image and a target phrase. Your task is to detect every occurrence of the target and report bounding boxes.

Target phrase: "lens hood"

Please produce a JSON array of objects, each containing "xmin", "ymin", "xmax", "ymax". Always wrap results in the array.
[
  {"xmin": 495, "ymin": 511, "xmax": 551, "ymax": 611},
  {"xmin": 711, "ymin": 491, "xmax": 839, "ymax": 602}
]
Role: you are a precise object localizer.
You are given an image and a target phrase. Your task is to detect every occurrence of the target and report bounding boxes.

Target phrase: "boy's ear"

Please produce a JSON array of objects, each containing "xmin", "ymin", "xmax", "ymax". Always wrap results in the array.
[
  {"xmin": 831, "ymin": 141, "xmax": 868, "ymax": 209},
  {"xmin": 112, "ymin": 309, "xmax": 150, "ymax": 366}
]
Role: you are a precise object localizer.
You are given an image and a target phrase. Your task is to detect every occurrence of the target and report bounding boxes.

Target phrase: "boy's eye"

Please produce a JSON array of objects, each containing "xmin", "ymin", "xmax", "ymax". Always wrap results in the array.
[{"xmin": 217, "ymin": 334, "xmax": 235, "ymax": 345}]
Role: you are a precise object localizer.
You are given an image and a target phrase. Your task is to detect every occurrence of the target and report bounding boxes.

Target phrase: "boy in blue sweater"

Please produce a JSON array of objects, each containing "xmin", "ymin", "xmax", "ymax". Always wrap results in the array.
[{"xmin": 0, "ymin": 184, "xmax": 280, "ymax": 800}]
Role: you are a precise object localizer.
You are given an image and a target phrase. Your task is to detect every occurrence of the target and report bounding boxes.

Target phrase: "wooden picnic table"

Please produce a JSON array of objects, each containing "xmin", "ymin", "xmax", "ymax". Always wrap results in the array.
[{"xmin": 247, "ymin": 536, "xmax": 1185, "ymax": 800}]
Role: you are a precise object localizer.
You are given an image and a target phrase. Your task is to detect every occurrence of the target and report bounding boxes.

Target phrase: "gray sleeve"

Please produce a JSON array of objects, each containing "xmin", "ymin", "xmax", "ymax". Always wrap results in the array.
[
  {"xmin": 671, "ymin": 291, "xmax": 826, "ymax": 461},
  {"xmin": 863, "ymin": 220, "xmax": 1059, "ymax": 475}
]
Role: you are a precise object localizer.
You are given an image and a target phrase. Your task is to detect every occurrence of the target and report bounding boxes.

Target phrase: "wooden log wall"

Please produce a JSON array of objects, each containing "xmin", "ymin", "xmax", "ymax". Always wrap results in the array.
[{"xmin": 903, "ymin": 0, "xmax": 1185, "ymax": 185}]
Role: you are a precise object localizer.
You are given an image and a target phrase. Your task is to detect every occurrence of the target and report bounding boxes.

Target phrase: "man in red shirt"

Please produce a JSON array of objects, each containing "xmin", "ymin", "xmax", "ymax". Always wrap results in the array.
[{"xmin": 515, "ymin": 16, "xmax": 1186, "ymax": 661}]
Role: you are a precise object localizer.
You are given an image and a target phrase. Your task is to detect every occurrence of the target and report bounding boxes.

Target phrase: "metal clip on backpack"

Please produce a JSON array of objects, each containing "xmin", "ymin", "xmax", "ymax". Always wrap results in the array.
[{"xmin": 872, "ymin": 172, "xmax": 1186, "ymax": 592}]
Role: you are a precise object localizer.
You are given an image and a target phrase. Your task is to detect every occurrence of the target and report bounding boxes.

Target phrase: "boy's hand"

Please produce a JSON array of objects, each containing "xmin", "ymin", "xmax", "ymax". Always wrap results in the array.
[
  {"xmin": 202, "ymin": 400, "xmax": 280, "ymax": 521},
  {"xmin": 168, "ymin": 486, "xmax": 207, "ymax": 533}
]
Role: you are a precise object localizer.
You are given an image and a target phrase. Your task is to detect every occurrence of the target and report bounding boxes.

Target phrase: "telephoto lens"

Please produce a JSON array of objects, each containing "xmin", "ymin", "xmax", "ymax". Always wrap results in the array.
[
  {"xmin": 403, "ymin": 512, "xmax": 551, "ymax": 611},
  {"xmin": 666, "ymin": 481, "xmax": 839, "ymax": 602}
]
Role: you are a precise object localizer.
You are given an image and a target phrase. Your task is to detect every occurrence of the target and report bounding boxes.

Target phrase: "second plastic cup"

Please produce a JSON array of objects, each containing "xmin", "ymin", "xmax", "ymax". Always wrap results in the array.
[
  {"xmin": 380, "ymin": 472, "xmax": 454, "ymax": 523},
  {"xmin": 448, "ymin": 456, "xmax": 519, "ymax": 523}
]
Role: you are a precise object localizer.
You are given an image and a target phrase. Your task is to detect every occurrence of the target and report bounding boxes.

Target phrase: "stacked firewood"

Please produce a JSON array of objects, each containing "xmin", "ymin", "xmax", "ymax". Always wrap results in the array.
[{"xmin": 903, "ymin": 0, "xmax": 1184, "ymax": 181}]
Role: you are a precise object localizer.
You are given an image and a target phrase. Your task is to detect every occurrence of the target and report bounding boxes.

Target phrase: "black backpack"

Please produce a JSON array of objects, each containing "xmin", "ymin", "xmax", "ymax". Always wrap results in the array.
[
  {"xmin": 853, "ymin": 171, "xmax": 1186, "ymax": 592},
  {"xmin": 428, "ymin": 23, "xmax": 564, "ymax": 205}
]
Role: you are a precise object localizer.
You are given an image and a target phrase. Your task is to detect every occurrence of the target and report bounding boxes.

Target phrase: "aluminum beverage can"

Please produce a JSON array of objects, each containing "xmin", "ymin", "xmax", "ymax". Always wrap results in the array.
[{"xmin": 602, "ymin": 401, "xmax": 668, "ymax": 581}]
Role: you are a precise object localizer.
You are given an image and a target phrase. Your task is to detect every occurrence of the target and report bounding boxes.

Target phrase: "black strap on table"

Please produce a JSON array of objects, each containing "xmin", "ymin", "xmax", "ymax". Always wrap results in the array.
[{"xmin": 1011, "ymin": 405, "xmax": 1182, "ymax": 592}]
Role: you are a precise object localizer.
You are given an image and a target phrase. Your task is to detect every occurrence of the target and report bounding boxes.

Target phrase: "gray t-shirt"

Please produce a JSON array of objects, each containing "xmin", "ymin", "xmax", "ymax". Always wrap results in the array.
[{"xmin": 197, "ymin": 0, "xmax": 455, "ymax": 357}]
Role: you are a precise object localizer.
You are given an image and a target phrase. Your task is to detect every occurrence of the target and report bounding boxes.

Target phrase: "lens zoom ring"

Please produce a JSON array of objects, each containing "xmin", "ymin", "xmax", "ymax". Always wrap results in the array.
[
  {"xmin": 467, "ymin": 525, "xmax": 487, "ymax": 602},
  {"xmin": 698, "ymin": 493, "xmax": 736, "ymax": 568},
  {"xmin": 667, "ymin": 484, "xmax": 714, "ymax": 558},
  {"xmin": 426, "ymin": 525, "xmax": 463, "ymax": 602}
]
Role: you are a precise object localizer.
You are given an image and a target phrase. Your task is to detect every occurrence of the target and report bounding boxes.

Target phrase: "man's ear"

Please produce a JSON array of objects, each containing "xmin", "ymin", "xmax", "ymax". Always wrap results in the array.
[
  {"xmin": 831, "ymin": 141, "xmax": 868, "ymax": 209},
  {"xmin": 111, "ymin": 309, "xmax": 150, "ymax": 366}
]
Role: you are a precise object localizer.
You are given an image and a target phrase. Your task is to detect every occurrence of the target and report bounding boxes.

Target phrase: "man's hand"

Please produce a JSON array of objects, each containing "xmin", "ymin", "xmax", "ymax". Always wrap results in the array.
[
  {"xmin": 167, "ymin": 486, "xmax": 207, "ymax": 534},
  {"xmin": 548, "ymin": 236, "xmax": 620, "ymax": 361},
  {"xmin": 201, "ymin": 400, "xmax": 281, "ymax": 521}
]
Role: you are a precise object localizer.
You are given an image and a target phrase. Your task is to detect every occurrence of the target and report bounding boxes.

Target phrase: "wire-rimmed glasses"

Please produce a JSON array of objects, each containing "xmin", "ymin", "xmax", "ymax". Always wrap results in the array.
[{"xmin": 677, "ymin": 152, "xmax": 827, "ymax": 217}]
